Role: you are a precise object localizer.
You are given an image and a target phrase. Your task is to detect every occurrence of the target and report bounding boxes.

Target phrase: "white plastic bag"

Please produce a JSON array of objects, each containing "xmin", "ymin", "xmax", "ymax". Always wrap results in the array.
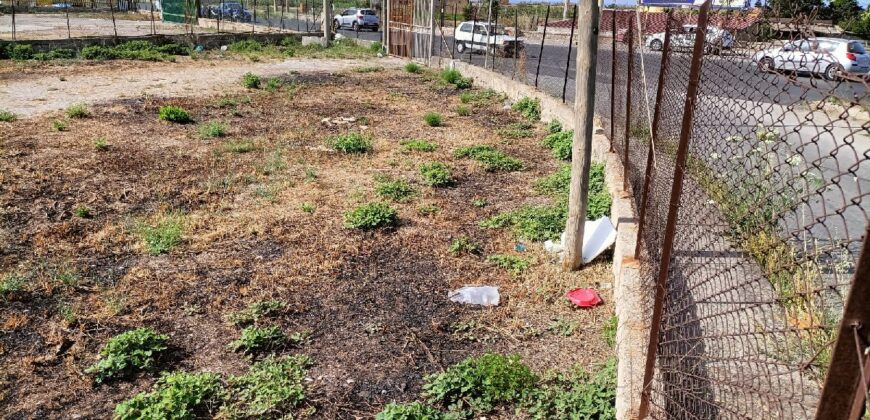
[{"xmin": 448, "ymin": 286, "xmax": 500, "ymax": 306}]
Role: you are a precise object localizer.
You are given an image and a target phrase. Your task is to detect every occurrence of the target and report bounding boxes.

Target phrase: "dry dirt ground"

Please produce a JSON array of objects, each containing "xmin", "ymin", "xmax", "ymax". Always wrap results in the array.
[
  {"xmin": 0, "ymin": 13, "xmax": 194, "ymax": 41},
  {"xmin": 0, "ymin": 61, "xmax": 614, "ymax": 418}
]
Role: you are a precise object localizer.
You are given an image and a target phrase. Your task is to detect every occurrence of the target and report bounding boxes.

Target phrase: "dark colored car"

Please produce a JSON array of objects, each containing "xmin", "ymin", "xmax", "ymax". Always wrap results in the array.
[{"xmin": 204, "ymin": 2, "xmax": 252, "ymax": 22}]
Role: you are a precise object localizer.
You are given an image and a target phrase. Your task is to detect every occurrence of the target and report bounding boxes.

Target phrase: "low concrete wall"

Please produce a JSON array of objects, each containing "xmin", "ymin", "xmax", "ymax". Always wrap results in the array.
[
  {"xmin": 197, "ymin": 18, "xmax": 293, "ymax": 33},
  {"xmin": 0, "ymin": 32, "xmax": 311, "ymax": 52},
  {"xmin": 435, "ymin": 56, "xmax": 647, "ymax": 420}
]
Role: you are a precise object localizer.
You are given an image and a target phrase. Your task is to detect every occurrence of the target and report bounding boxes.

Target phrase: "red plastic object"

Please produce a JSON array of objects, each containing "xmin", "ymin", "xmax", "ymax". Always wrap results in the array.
[{"xmin": 566, "ymin": 288, "xmax": 602, "ymax": 308}]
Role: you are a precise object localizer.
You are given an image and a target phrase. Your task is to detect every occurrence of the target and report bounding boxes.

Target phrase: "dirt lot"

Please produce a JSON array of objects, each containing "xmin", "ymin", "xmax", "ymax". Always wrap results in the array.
[
  {"xmin": 0, "ymin": 64, "xmax": 614, "ymax": 418},
  {"xmin": 0, "ymin": 12, "xmax": 194, "ymax": 41}
]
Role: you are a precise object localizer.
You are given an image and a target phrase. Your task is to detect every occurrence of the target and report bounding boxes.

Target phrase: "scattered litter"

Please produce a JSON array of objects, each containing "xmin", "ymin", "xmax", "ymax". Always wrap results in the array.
[
  {"xmin": 448, "ymin": 286, "xmax": 500, "ymax": 306},
  {"xmin": 335, "ymin": 33, "xmax": 345, "ymax": 39},
  {"xmin": 598, "ymin": 282, "xmax": 613, "ymax": 290},
  {"xmin": 194, "ymin": 45, "xmax": 204, "ymax": 53},
  {"xmin": 543, "ymin": 216, "xmax": 617, "ymax": 264},
  {"xmin": 377, "ymin": 52, "xmax": 384, "ymax": 58},
  {"xmin": 515, "ymin": 242, "xmax": 526, "ymax": 252},
  {"xmin": 566, "ymin": 288, "xmax": 602, "ymax": 308},
  {"xmin": 321, "ymin": 116, "xmax": 358, "ymax": 127},
  {"xmin": 220, "ymin": 45, "xmax": 228, "ymax": 52}
]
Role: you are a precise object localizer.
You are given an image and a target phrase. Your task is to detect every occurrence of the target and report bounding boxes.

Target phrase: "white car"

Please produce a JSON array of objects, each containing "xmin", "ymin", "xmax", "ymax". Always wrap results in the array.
[
  {"xmin": 646, "ymin": 24, "xmax": 734, "ymax": 54},
  {"xmin": 333, "ymin": 8, "xmax": 379, "ymax": 32},
  {"xmin": 753, "ymin": 38, "xmax": 870, "ymax": 81},
  {"xmin": 454, "ymin": 21, "xmax": 523, "ymax": 56}
]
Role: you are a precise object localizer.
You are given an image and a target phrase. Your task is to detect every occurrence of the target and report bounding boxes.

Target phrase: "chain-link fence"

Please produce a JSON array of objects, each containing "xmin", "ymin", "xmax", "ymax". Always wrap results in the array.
[{"xmin": 438, "ymin": 1, "xmax": 869, "ymax": 418}]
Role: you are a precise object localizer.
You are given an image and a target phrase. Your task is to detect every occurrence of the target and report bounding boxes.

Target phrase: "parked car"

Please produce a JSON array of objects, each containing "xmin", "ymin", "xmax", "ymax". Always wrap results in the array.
[
  {"xmin": 333, "ymin": 8, "xmax": 379, "ymax": 32},
  {"xmin": 454, "ymin": 21, "xmax": 523, "ymax": 56},
  {"xmin": 753, "ymin": 38, "xmax": 870, "ymax": 81},
  {"xmin": 204, "ymin": 2, "xmax": 252, "ymax": 22},
  {"xmin": 645, "ymin": 24, "xmax": 734, "ymax": 54}
]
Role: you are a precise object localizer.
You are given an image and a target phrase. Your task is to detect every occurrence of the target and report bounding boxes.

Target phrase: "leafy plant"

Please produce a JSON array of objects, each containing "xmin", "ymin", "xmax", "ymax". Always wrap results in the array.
[
  {"xmin": 81, "ymin": 45, "xmax": 115, "ymax": 60},
  {"xmin": 547, "ymin": 319, "xmax": 578, "ymax": 337},
  {"xmin": 241, "ymin": 72, "xmax": 262, "ymax": 89},
  {"xmin": 301, "ymin": 202, "xmax": 316, "ymax": 213},
  {"xmin": 222, "ymin": 355, "xmax": 312, "ymax": 418},
  {"xmin": 9, "ymin": 44, "xmax": 35, "ymax": 60},
  {"xmin": 0, "ymin": 110, "xmax": 16, "ymax": 122},
  {"xmin": 603, "ymin": 315, "xmax": 617, "ymax": 348},
  {"xmin": 448, "ymin": 235, "xmax": 481, "ymax": 255},
  {"xmin": 85, "ymin": 327, "xmax": 169, "ymax": 383},
  {"xmin": 512, "ymin": 96, "xmax": 541, "ymax": 121},
  {"xmin": 547, "ymin": 119, "xmax": 563, "ymax": 134},
  {"xmin": 94, "ymin": 137, "xmax": 110, "ymax": 151},
  {"xmin": 377, "ymin": 402, "xmax": 444, "ymax": 420},
  {"xmin": 329, "ymin": 132, "xmax": 373, "ymax": 154},
  {"xmin": 52, "ymin": 120, "xmax": 68, "ymax": 131},
  {"xmin": 423, "ymin": 353, "xmax": 538, "ymax": 416},
  {"xmin": 419, "ymin": 162, "xmax": 452, "ymax": 187},
  {"xmin": 158, "ymin": 106, "xmax": 192, "ymax": 123},
  {"xmin": 227, "ymin": 300, "xmax": 285, "ymax": 326},
  {"xmin": 472, "ymin": 197, "xmax": 487, "ymax": 208},
  {"xmin": 455, "ymin": 105, "xmax": 471, "ymax": 116},
  {"xmin": 114, "ymin": 371, "xmax": 223, "ymax": 420},
  {"xmin": 400, "ymin": 139, "xmax": 438, "ymax": 152},
  {"xmin": 224, "ymin": 140, "xmax": 256, "ymax": 154},
  {"xmin": 354, "ymin": 65, "xmax": 384, "ymax": 73},
  {"xmin": 440, "ymin": 68, "xmax": 472, "ymax": 89},
  {"xmin": 230, "ymin": 326, "xmax": 287, "ymax": 355},
  {"xmin": 497, "ymin": 122, "xmax": 534, "ymax": 139},
  {"xmin": 370, "ymin": 41, "xmax": 384, "ymax": 53},
  {"xmin": 74, "ymin": 206, "xmax": 92, "ymax": 218},
  {"xmin": 424, "ymin": 112, "xmax": 443, "ymax": 127},
  {"xmin": 523, "ymin": 359, "xmax": 616, "ymax": 420},
  {"xmin": 229, "ymin": 39, "xmax": 264, "ymax": 53},
  {"xmin": 454, "ymin": 145, "xmax": 522, "ymax": 172},
  {"xmin": 487, "ymin": 254, "xmax": 530, "ymax": 275},
  {"xmin": 404, "ymin": 62, "xmax": 422, "ymax": 74},
  {"xmin": 375, "ymin": 177, "xmax": 417, "ymax": 203},
  {"xmin": 417, "ymin": 203, "xmax": 440, "ymax": 216},
  {"xmin": 459, "ymin": 89, "xmax": 498, "ymax": 105},
  {"xmin": 344, "ymin": 202, "xmax": 398, "ymax": 230},
  {"xmin": 0, "ymin": 274, "xmax": 26, "ymax": 294},
  {"xmin": 198, "ymin": 122, "xmax": 227, "ymax": 138},
  {"xmin": 66, "ymin": 103, "xmax": 90, "ymax": 119},
  {"xmin": 265, "ymin": 77, "xmax": 282, "ymax": 91},
  {"xmin": 480, "ymin": 205, "xmax": 565, "ymax": 241},
  {"xmin": 138, "ymin": 212, "xmax": 184, "ymax": 255},
  {"xmin": 541, "ymin": 130, "xmax": 573, "ymax": 160}
]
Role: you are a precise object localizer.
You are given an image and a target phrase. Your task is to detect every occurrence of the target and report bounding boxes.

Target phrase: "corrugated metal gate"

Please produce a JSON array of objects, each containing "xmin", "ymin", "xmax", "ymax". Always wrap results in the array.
[
  {"xmin": 162, "ymin": 0, "xmax": 197, "ymax": 23},
  {"xmin": 385, "ymin": 0, "xmax": 434, "ymax": 61}
]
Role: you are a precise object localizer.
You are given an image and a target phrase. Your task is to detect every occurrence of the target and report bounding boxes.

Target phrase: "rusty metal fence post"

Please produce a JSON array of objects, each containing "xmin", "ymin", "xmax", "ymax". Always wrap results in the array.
[
  {"xmin": 637, "ymin": 0, "xmax": 711, "ymax": 417},
  {"xmin": 634, "ymin": 10, "xmax": 672, "ymax": 258},
  {"xmin": 561, "ymin": 3, "xmax": 577, "ymax": 103},
  {"xmin": 534, "ymin": 4, "xmax": 549, "ymax": 89},
  {"xmin": 815, "ymin": 224, "xmax": 870, "ymax": 419},
  {"xmin": 622, "ymin": 16, "xmax": 633, "ymax": 192}
]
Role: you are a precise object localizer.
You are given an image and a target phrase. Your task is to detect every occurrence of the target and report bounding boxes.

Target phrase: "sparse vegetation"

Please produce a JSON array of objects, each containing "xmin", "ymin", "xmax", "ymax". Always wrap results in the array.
[
  {"xmin": 524, "ymin": 359, "xmax": 616, "ymax": 419},
  {"xmin": 354, "ymin": 65, "xmax": 384, "ymax": 73},
  {"xmin": 93, "ymin": 137, "xmax": 110, "ymax": 151},
  {"xmin": 52, "ymin": 120, "xmax": 68, "ymax": 131},
  {"xmin": 158, "ymin": 106, "xmax": 192, "ymax": 123},
  {"xmin": 424, "ymin": 112, "xmax": 443, "ymax": 127},
  {"xmin": 242, "ymin": 72, "xmax": 262, "ymax": 89},
  {"xmin": 456, "ymin": 105, "xmax": 471, "ymax": 116},
  {"xmin": 375, "ymin": 177, "xmax": 417, "ymax": 203},
  {"xmin": 404, "ymin": 62, "xmax": 422, "ymax": 73},
  {"xmin": 400, "ymin": 139, "xmax": 438, "ymax": 152},
  {"xmin": 541, "ymin": 130, "xmax": 573, "ymax": 161},
  {"xmin": 417, "ymin": 203, "xmax": 440, "ymax": 216},
  {"xmin": 198, "ymin": 121, "xmax": 227, "ymax": 138},
  {"xmin": 487, "ymin": 254, "xmax": 530, "ymax": 275},
  {"xmin": 547, "ymin": 119, "xmax": 563, "ymax": 134},
  {"xmin": 1, "ymin": 274, "xmax": 26, "ymax": 295},
  {"xmin": 224, "ymin": 140, "xmax": 256, "ymax": 154},
  {"xmin": 512, "ymin": 96, "xmax": 541, "ymax": 121},
  {"xmin": 230, "ymin": 325, "xmax": 287, "ymax": 355},
  {"xmin": 419, "ymin": 162, "xmax": 452, "ymax": 187},
  {"xmin": 329, "ymin": 132, "xmax": 373, "ymax": 154},
  {"xmin": 377, "ymin": 402, "xmax": 443, "ymax": 419},
  {"xmin": 114, "ymin": 371, "xmax": 223, "ymax": 419},
  {"xmin": 0, "ymin": 110, "xmax": 16, "ymax": 122},
  {"xmin": 459, "ymin": 89, "xmax": 498, "ymax": 105},
  {"xmin": 85, "ymin": 327, "xmax": 169, "ymax": 383},
  {"xmin": 227, "ymin": 300, "xmax": 285, "ymax": 326},
  {"xmin": 265, "ymin": 77, "xmax": 282, "ymax": 91},
  {"xmin": 454, "ymin": 145, "xmax": 523, "ymax": 172},
  {"xmin": 138, "ymin": 213, "xmax": 184, "ymax": 255},
  {"xmin": 66, "ymin": 103, "xmax": 89, "ymax": 119},
  {"xmin": 497, "ymin": 122, "xmax": 535, "ymax": 139},
  {"xmin": 301, "ymin": 202, "xmax": 316, "ymax": 213},
  {"xmin": 441, "ymin": 68, "xmax": 473, "ymax": 89},
  {"xmin": 547, "ymin": 319, "xmax": 578, "ymax": 337},
  {"xmin": 74, "ymin": 206, "xmax": 92, "ymax": 218},
  {"xmin": 222, "ymin": 355, "xmax": 312, "ymax": 418},
  {"xmin": 344, "ymin": 202, "xmax": 398, "ymax": 230},
  {"xmin": 448, "ymin": 235, "xmax": 481, "ymax": 255}
]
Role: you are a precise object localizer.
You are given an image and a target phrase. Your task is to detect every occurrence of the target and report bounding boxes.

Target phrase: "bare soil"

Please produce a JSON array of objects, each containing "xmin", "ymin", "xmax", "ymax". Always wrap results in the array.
[{"xmin": 0, "ymin": 66, "xmax": 613, "ymax": 418}]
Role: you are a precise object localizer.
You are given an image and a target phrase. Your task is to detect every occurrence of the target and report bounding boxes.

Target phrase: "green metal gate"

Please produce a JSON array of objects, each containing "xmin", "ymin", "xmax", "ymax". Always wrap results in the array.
[{"xmin": 162, "ymin": 0, "xmax": 198, "ymax": 24}]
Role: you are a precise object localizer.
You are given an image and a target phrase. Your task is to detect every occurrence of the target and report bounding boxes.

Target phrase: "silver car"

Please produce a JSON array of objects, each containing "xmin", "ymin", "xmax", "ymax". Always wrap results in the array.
[
  {"xmin": 646, "ymin": 25, "xmax": 734, "ymax": 54},
  {"xmin": 753, "ymin": 37, "xmax": 870, "ymax": 80},
  {"xmin": 333, "ymin": 8, "xmax": 379, "ymax": 32}
]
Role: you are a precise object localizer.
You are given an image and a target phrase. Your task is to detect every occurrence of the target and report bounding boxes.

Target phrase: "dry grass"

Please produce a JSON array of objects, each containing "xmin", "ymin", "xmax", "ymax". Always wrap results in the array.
[{"xmin": 0, "ymin": 68, "xmax": 614, "ymax": 418}]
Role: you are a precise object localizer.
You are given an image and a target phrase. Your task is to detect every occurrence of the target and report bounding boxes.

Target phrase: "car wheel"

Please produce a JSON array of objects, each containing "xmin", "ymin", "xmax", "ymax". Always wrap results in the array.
[
  {"xmin": 457, "ymin": 42, "xmax": 466, "ymax": 53},
  {"xmin": 650, "ymin": 39, "xmax": 662, "ymax": 51},
  {"xmin": 824, "ymin": 63, "xmax": 843, "ymax": 81},
  {"xmin": 333, "ymin": 20, "xmax": 340, "ymax": 31},
  {"xmin": 372, "ymin": 25, "xmax": 379, "ymax": 32},
  {"xmin": 758, "ymin": 57, "xmax": 775, "ymax": 73},
  {"xmin": 352, "ymin": 22, "xmax": 358, "ymax": 32}
]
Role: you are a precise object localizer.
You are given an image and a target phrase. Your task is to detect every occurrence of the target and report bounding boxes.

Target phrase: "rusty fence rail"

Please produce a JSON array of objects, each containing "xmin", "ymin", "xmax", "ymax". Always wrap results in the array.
[{"xmin": 439, "ymin": 1, "xmax": 869, "ymax": 418}]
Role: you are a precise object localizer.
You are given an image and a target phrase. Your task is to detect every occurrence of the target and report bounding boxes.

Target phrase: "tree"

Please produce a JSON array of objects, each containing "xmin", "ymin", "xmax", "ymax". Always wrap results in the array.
[
  {"xmin": 767, "ymin": 0, "xmax": 825, "ymax": 17},
  {"xmin": 828, "ymin": 0, "xmax": 863, "ymax": 23}
]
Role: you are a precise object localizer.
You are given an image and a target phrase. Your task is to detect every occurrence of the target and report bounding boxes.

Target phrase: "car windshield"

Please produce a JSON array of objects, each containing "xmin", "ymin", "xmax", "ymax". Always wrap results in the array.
[
  {"xmin": 848, "ymin": 42, "xmax": 867, "ymax": 54},
  {"xmin": 486, "ymin": 25, "xmax": 507, "ymax": 36},
  {"xmin": 361, "ymin": 9, "xmax": 376, "ymax": 15}
]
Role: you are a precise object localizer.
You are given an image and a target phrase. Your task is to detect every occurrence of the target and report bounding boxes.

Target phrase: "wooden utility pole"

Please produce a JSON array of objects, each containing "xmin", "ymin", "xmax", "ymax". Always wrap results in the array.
[
  {"xmin": 561, "ymin": 0, "xmax": 600, "ymax": 271},
  {"xmin": 322, "ymin": 0, "xmax": 332, "ymax": 47}
]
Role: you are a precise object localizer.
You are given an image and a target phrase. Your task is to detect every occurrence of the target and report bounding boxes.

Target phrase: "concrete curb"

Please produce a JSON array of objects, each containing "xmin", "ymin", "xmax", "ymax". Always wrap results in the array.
[{"xmin": 432, "ymin": 56, "xmax": 648, "ymax": 420}]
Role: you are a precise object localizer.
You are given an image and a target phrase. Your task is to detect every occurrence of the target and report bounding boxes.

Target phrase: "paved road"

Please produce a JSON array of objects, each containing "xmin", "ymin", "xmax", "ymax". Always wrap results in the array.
[{"xmin": 254, "ymin": 15, "xmax": 382, "ymax": 41}]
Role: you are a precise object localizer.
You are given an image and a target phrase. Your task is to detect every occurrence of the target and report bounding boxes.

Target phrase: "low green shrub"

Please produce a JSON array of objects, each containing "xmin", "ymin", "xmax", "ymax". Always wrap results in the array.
[
  {"xmin": 9, "ymin": 44, "xmax": 35, "ymax": 60},
  {"xmin": 94, "ymin": 137, "xmax": 110, "ymax": 151},
  {"xmin": 400, "ymin": 139, "xmax": 437, "ymax": 152},
  {"xmin": 456, "ymin": 105, "xmax": 471, "ymax": 116},
  {"xmin": 0, "ymin": 110, "xmax": 16, "ymax": 122},
  {"xmin": 34, "ymin": 48, "xmax": 75, "ymax": 60},
  {"xmin": 224, "ymin": 140, "xmax": 256, "ymax": 154},
  {"xmin": 459, "ymin": 89, "xmax": 497, "ymax": 104},
  {"xmin": 222, "ymin": 355, "xmax": 312, "ymax": 418},
  {"xmin": 0, "ymin": 274, "xmax": 25, "ymax": 294},
  {"xmin": 344, "ymin": 202, "xmax": 398, "ymax": 230},
  {"xmin": 376, "ymin": 402, "xmax": 444, "ymax": 420},
  {"xmin": 241, "ymin": 72, "xmax": 262, "ymax": 89},
  {"xmin": 512, "ymin": 96, "xmax": 541, "ymax": 121},
  {"xmin": 301, "ymin": 202, "xmax": 316, "ymax": 213},
  {"xmin": 424, "ymin": 112, "xmax": 443, "ymax": 127},
  {"xmin": 354, "ymin": 65, "xmax": 383, "ymax": 73},
  {"xmin": 198, "ymin": 121, "xmax": 227, "ymax": 138},
  {"xmin": 329, "ymin": 132, "xmax": 372, "ymax": 154},
  {"xmin": 227, "ymin": 300, "xmax": 284, "ymax": 326},
  {"xmin": 375, "ymin": 177, "xmax": 416, "ymax": 203},
  {"xmin": 81, "ymin": 45, "xmax": 115, "ymax": 60},
  {"xmin": 454, "ymin": 145, "xmax": 522, "ymax": 172},
  {"xmin": 480, "ymin": 204, "xmax": 566, "ymax": 241},
  {"xmin": 453, "ymin": 76, "xmax": 473, "ymax": 89},
  {"xmin": 523, "ymin": 359, "xmax": 616, "ymax": 420},
  {"xmin": 85, "ymin": 327, "xmax": 169, "ymax": 383},
  {"xmin": 265, "ymin": 77, "xmax": 282, "ymax": 91},
  {"xmin": 74, "ymin": 206, "xmax": 92, "ymax": 218},
  {"xmin": 230, "ymin": 325, "xmax": 287, "ymax": 355},
  {"xmin": 52, "ymin": 120, "xmax": 68, "ymax": 131},
  {"xmin": 448, "ymin": 235, "xmax": 481, "ymax": 255},
  {"xmin": 114, "ymin": 371, "xmax": 223, "ymax": 420},
  {"xmin": 497, "ymin": 122, "xmax": 534, "ymax": 139},
  {"xmin": 229, "ymin": 39, "xmax": 264, "ymax": 53},
  {"xmin": 370, "ymin": 41, "xmax": 383, "ymax": 53},
  {"xmin": 547, "ymin": 319, "xmax": 578, "ymax": 337},
  {"xmin": 158, "ymin": 105, "xmax": 192, "ymax": 123},
  {"xmin": 419, "ymin": 162, "xmax": 452, "ymax": 187},
  {"xmin": 139, "ymin": 212, "xmax": 184, "ymax": 255},
  {"xmin": 404, "ymin": 62, "xmax": 422, "ymax": 73},
  {"xmin": 66, "ymin": 103, "xmax": 90, "ymax": 118},
  {"xmin": 440, "ymin": 68, "xmax": 473, "ymax": 89},
  {"xmin": 487, "ymin": 254, "xmax": 529, "ymax": 275},
  {"xmin": 547, "ymin": 119, "xmax": 563, "ymax": 134},
  {"xmin": 541, "ymin": 130, "xmax": 573, "ymax": 160},
  {"xmin": 424, "ymin": 353, "xmax": 538, "ymax": 416}
]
